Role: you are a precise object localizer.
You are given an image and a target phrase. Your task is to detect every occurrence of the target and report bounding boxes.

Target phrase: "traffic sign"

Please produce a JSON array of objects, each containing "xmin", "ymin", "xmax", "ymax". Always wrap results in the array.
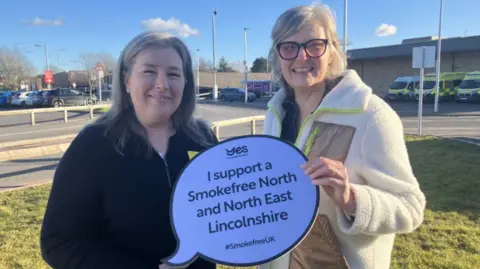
[
  {"xmin": 95, "ymin": 63, "xmax": 105, "ymax": 79},
  {"xmin": 412, "ymin": 46, "xmax": 436, "ymax": 136},
  {"xmin": 44, "ymin": 70, "xmax": 54, "ymax": 84},
  {"xmin": 95, "ymin": 63, "xmax": 104, "ymax": 71}
]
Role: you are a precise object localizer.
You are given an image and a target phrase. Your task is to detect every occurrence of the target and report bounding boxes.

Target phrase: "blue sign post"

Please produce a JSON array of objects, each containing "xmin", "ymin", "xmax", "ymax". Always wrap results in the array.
[{"xmin": 163, "ymin": 135, "xmax": 320, "ymax": 267}]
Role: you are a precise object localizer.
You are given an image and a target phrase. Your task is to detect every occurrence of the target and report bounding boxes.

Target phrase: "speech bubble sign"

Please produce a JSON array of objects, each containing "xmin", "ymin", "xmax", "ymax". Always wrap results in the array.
[{"xmin": 163, "ymin": 135, "xmax": 320, "ymax": 267}]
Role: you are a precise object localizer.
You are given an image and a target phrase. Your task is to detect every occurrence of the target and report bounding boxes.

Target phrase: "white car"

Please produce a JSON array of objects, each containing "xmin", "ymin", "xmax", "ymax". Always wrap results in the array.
[{"xmin": 11, "ymin": 91, "xmax": 32, "ymax": 107}]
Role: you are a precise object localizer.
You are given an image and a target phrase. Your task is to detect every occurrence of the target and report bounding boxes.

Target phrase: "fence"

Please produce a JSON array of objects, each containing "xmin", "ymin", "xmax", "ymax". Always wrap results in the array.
[
  {"xmin": 0, "ymin": 104, "xmax": 111, "ymax": 126},
  {"xmin": 211, "ymin": 115, "xmax": 265, "ymax": 139},
  {"xmin": 0, "ymin": 91, "xmax": 229, "ymax": 126},
  {"xmin": 0, "ymin": 111, "xmax": 266, "ymax": 153}
]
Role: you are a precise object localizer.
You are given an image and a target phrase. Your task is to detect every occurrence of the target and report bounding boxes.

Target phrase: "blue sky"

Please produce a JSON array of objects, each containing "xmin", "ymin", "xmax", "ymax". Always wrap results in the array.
[{"xmin": 2, "ymin": 0, "xmax": 479, "ymax": 74}]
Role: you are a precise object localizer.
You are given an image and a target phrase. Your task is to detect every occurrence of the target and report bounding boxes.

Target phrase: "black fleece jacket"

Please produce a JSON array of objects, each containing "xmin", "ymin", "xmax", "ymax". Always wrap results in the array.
[{"xmin": 40, "ymin": 121, "xmax": 218, "ymax": 269}]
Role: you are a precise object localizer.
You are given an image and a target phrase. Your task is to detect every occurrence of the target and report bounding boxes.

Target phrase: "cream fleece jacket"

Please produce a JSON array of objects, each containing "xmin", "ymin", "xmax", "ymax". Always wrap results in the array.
[{"xmin": 259, "ymin": 70, "xmax": 426, "ymax": 269}]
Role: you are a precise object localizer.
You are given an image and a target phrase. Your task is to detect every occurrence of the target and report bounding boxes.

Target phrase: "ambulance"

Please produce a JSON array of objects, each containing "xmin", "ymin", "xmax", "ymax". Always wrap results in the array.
[
  {"xmin": 455, "ymin": 71, "xmax": 480, "ymax": 102},
  {"xmin": 415, "ymin": 72, "xmax": 466, "ymax": 102},
  {"xmin": 386, "ymin": 76, "xmax": 419, "ymax": 101}
]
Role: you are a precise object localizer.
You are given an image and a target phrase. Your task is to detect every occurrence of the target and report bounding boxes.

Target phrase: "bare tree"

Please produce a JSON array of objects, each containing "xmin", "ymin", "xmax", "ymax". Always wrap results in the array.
[
  {"xmin": 79, "ymin": 53, "xmax": 99, "ymax": 72},
  {"xmin": 0, "ymin": 46, "xmax": 35, "ymax": 89},
  {"xmin": 78, "ymin": 52, "xmax": 117, "ymax": 97},
  {"xmin": 79, "ymin": 52, "xmax": 116, "ymax": 74},
  {"xmin": 79, "ymin": 53, "xmax": 98, "ymax": 91},
  {"xmin": 229, "ymin": 60, "xmax": 246, "ymax": 73},
  {"xmin": 198, "ymin": 57, "xmax": 213, "ymax": 72},
  {"xmin": 48, "ymin": 64, "xmax": 61, "ymax": 74},
  {"xmin": 96, "ymin": 53, "xmax": 116, "ymax": 74}
]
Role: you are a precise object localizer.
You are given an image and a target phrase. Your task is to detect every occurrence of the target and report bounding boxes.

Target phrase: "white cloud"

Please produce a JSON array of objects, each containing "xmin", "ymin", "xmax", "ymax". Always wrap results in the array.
[
  {"xmin": 375, "ymin": 23, "xmax": 397, "ymax": 37},
  {"xmin": 141, "ymin": 17, "xmax": 200, "ymax": 37},
  {"xmin": 23, "ymin": 17, "xmax": 63, "ymax": 26}
]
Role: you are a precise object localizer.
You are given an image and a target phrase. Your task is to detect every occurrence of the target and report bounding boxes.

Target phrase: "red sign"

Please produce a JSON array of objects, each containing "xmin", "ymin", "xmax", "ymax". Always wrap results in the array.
[
  {"xmin": 95, "ymin": 63, "xmax": 104, "ymax": 71},
  {"xmin": 44, "ymin": 70, "xmax": 54, "ymax": 84}
]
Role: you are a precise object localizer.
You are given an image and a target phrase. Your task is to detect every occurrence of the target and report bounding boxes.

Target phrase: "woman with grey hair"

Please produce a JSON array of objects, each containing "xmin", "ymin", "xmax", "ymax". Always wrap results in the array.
[
  {"xmin": 40, "ymin": 31, "xmax": 217, "ymax": 269},
  {"xmin": 261, "ymin": 4, "xmax": 426, "ymax": 269}
]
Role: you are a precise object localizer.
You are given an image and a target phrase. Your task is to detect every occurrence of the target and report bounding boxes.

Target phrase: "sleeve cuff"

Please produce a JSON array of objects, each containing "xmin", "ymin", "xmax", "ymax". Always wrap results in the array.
[{"xmin": 336, "ymin": 184, "xmax": 373, "ymax": 235}]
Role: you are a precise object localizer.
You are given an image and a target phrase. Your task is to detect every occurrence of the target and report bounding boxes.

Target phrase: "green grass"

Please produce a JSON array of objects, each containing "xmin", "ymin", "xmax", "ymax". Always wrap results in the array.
[
  {"xmin": 95, "ymin": 107, "xmax": 110, "ymax": 113},
  {"xmin": 0, "ymin": 136, "xmax": 479, "ymax": 269}
]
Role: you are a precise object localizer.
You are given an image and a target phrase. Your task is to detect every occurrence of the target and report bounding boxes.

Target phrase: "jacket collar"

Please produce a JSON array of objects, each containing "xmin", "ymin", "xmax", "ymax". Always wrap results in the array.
[{"xmin": 267, "ymin": 69, "xmax": 372, "ymax": 115}]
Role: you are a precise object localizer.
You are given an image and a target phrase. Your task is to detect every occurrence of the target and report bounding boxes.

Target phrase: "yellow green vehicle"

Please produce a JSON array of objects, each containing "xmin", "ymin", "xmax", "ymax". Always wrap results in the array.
[
  {"xmin": 415, "ymin": 72, "xmax": 467, "ymax": 102},
  {"xmin": 386, "ymin": 76, "xmax": 419, "ymax": 101},
  {"xmin": 455, "ymin": 71, "xmax": 480, "ymax": 103}
]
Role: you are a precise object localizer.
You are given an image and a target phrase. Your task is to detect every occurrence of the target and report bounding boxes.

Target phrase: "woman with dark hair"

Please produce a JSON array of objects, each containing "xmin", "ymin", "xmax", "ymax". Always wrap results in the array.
[{"xmin": 40, "ymin": 31, "xmax": 217, "ymax": 269}]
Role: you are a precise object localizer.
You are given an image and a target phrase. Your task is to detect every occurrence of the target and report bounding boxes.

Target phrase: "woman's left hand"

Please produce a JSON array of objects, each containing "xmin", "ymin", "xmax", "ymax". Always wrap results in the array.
[{"xmin": 301, "ymin": 157, "xmax": 356, "ymax": 214}]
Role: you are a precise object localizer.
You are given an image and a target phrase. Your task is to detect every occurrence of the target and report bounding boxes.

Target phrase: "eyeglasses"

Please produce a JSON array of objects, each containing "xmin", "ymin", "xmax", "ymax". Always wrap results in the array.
[{"xmin": 276, "ymin": 38, "xmax": 329, "ymax": 60}]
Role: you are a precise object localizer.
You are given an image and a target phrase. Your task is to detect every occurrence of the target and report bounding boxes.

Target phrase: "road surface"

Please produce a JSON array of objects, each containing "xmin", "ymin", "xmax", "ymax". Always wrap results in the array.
[
  {"xmin": 1, "ymin": 101, "xmax": 479, "ymax": 143},
  {"xmin": 0, "ymin": 104, "xmax": 266, "ymax": 143},
  {"xmin": 1, "ymin": 101, "xmax": 479, "ymax": 191}
]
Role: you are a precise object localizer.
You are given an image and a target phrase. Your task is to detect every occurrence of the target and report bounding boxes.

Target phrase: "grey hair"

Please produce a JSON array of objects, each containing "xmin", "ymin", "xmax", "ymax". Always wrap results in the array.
[
  {"xmin": 91, "ymin": 31, "xmax": 212, "ymax": 156},
  {"xmin": 268, "ymin": 4, "xmax": 348, "ymax": 95}
]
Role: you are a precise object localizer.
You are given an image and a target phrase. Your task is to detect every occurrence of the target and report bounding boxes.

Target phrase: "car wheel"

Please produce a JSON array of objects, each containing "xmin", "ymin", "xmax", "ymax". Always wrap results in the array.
[{"xmin": 53, "ymin": 100, "xmax": 62, "ymax": 107}]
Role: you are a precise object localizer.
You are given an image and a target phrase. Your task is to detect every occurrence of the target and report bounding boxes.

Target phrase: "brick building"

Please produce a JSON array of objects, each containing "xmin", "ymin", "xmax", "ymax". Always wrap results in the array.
[
  {"xmin": 51, "ymin": 71, "xmax": 90, "ymax": 88},
  {"xmin": 99, "ymin": 72, "xmax": 271, "ymax": 90},
  {"xmin": 347, "ymin": 35, "xmax": 480, "ymax": 96},
  {"xmin": 195, "ymin": 71, "xmax": 271, "ymax": 88}
]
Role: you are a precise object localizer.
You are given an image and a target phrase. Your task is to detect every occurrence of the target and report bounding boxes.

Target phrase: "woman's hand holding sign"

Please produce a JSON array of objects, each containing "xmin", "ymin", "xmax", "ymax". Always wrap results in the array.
[{"xmin": 301, "ymin": 157, "xmax": 356, "ymax": 215}]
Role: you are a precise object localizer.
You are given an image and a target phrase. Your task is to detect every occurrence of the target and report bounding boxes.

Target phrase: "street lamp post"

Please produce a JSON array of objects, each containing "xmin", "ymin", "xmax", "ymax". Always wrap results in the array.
[
  {"xmin": 243, "ymin": 28, "xmax": 249, "ymax": 103},
  {"xmin": 35, "ymin": 44, "xmax": 50, "ymax": 89},
  {"xmin": 212, "ymin": 9, "xmax": 218, "ymax": 101},
  {"xmin": 197, "ymin": 48, "xmax": 200, "ymax": 99},
  {"xmin": 434, "ymin": 0, "xmax": 444, "ymax": 113},
  {"xmin": 343, "ymin": 0, "xmax": 348, "ymax": 54}
]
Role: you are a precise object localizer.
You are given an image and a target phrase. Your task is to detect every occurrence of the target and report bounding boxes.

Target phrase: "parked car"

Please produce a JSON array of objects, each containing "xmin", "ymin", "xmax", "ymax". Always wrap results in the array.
[
  {"xmin": 25, "ymin": 91, "xmax": 45, "ymax": 107},
  {"xmin": 0, "ymin": 91, "xmax": 14, "ymax": 106},
  {"xmin": 219, "ymin": 87, "xmax": 256, "ymax": 102},
  {"xmin": 43, "ymin": 88, "xmax": 97, "ymax": 107},
  {"xmin": 11, "ymin": 91, "xmax": 32, "ymax": 107}
]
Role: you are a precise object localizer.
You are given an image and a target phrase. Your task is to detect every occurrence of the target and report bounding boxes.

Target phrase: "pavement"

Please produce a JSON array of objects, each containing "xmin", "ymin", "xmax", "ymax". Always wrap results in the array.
[{"xmin": 0, "ymin": 99, "xmax": 479, "ymax": 192}]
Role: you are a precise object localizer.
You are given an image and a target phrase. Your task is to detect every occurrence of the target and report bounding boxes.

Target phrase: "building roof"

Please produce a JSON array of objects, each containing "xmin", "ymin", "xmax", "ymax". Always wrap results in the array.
[{"xmin": 348, "ymin": 35, "xmax": 480, "ymax": 61}]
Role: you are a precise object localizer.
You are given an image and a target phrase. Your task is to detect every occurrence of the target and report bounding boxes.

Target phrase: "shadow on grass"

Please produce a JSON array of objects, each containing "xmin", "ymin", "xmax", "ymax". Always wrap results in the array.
[
  {"xmin": 390, "ymin": 136, "xmax": 480, "ymax": 268},
  {"xmin": 406, "ymin": 135, "xmax": 480, "ymax": 219}
]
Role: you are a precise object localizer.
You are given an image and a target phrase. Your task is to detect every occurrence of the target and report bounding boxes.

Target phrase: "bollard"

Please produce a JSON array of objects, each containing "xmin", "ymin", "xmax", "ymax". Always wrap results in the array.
[
  {"xmin": 214, "ymin": 125, "xmax": 220, "ymax": 139},
  {"xmin": 64, "ymin": 109, "xmax": 68, "ymax": 122},
  {"xmin": 90, "ymin": 107, "xmax": 94, "ymax": 119},
  {"xmin": 250, "ymin": 119, "xmax": 256, "ymax": 135},
  {"xmin": 30, "ymin": 111, "xmax": 35, "ymax": 126}
]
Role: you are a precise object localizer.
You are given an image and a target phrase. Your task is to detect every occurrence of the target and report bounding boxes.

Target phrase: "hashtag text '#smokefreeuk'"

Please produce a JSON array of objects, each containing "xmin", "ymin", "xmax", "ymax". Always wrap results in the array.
[{"xmin": 225, "ymin": 236, "xmax": 276, "ymax": 251}]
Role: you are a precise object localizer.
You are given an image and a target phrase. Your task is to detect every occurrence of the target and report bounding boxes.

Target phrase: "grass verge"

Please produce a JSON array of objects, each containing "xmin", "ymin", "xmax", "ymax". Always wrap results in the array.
[
  {"xmin": 0, "ymin": 136, "xmax": 479, "ymax": 269},
  {"xmin": 94, "ymin": 107, "xmax": 110, "ymax": 113}
]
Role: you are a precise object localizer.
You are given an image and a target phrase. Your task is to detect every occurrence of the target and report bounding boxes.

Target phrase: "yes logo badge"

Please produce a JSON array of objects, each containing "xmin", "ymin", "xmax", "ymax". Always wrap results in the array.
[{"xmin": 225, "ymin": 145, "xmax": 248, "ymax": 159}]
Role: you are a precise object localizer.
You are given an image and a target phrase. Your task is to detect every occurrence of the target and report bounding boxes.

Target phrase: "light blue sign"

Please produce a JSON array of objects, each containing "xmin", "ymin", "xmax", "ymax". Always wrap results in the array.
[{"xmin": 163, "ymin": 135, "xmax": 320, "ymax": 267}]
